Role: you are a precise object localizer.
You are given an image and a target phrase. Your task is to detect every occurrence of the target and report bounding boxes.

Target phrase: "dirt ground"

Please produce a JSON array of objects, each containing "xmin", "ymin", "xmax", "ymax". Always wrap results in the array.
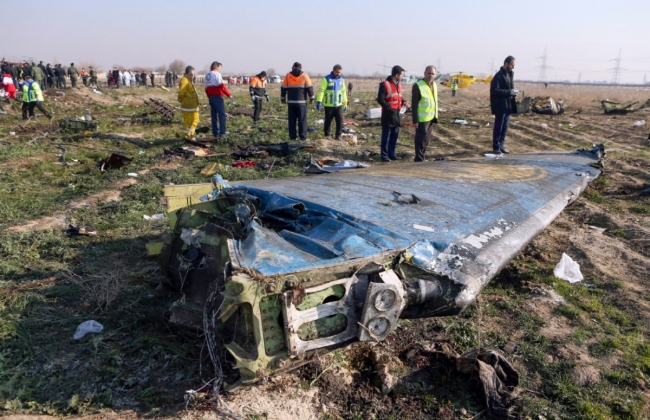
[{"xmin": 1, "ymin": 80, "xmax": 649, "ymax": 420}]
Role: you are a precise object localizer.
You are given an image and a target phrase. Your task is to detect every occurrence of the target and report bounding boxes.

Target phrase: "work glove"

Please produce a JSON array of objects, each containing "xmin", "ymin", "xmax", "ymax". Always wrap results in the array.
[
  {"xmin": 510, "ymin": 89, "xmax": 519, "ymax": 96},
  {"xmin": 309, "ymin": 98, "xmax": 314, "ymax": 104},
  {"xmin": 251, "ymin": 96, "xmax": 256, "ymax": 102},
  {"xmin": 265, "ymin": 95, "xmax": 270, "ymax": 103},
  {"xmin": 316, "ymin": 102, "xmax": 322, "ymax": 111},
  {"xmin": 433, "ymin": 117, "xmax": 438, "ymax": 124},
  {"xmin": 281, "ymin": 97, "xmax": 286, "ymax": 104},
  {"xmin": 229, "ymin": 95, "xmax": 234, "ymax": 100},
  {"xmin": 343, "ymin": 105, "xmax": 347, "ymax": 111}
]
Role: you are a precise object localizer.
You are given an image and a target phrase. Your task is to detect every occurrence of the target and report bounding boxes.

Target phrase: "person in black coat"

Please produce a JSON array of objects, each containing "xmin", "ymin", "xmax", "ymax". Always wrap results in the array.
[{"xmin": 489, "ymin": 56, "xmax": 518, "ymax": 154}]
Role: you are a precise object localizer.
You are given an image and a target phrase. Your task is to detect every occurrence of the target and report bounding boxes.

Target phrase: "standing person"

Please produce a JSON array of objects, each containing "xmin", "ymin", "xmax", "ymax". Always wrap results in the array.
[
  {"xmin": 249, "ymin": 70, "xmax": 269, "ymax": 124},
  {"xmin": 489, "ymin": 56, "xmax": 518, "ymax": 154},
  {"xmin": 149, "ymin": 71, "xmax": 155, "ymax": 87},
  {"xmin": 1, "ymin": 71, "xmax": 17, "ymax": 99},
  {"xmin": 451, "ymin": 79, "xmax": 458, "ymax": 96},
  {"xmin": 140, "ymin": 71, "xmax": 147, "ymax": 86},
  {"xmin": 57, "ymin": 65, "xmax": 67, "ymax": 89},
  {"xmin": 130, "ymin": 70, "xmax": 136, "ymax": 88},
  {"xmin": 45, "ymin": 64, "xmax": 55, "ymax": 89},
  {"xmin": 67, "ymin": 63, "xmax": 80, "ymax": 88},
  {"xmin": 80, "ymin": 68, "xmax": 89, "ymax": 86},
  {"xmin": 376, "ymin": 65, "xmax": 408, "ymax": 162},
  {"xmin": 178, "ymin": 66, "xmax": 200, "ymax": 138},
  {"xmin": 281, "ymin": 62, "xmax": 314, "ymax": 141},
  {"xmin": 20, "ymin": 75, "xmax": 52, "ymax": 120},
  {"xmin": 89, "ymin": 66, "xmax": 97, "ymax": 86},
  {"xmin": 204, "ymin": 61, "xmax": 233, "ymax": 137},
  {"xmin": 52, "ymin": 65, "xmax": 61, "ymax": 89},
  {"xmin": 411, "ymin": 66, "xmax": 439, "ymax": 162},
  {"xmin": 111, "ymin": 68, "xmax": 119, "ymax": 88},
  {"xmin": 316, "ymin": 64, "xmax": 348, "ymax": 140},
  {"xmin": 165, "ymin": 70, "xmax": 171, "ymax": 87},
  {"xmin": 38, "ymin": 61, "xmax": 47, "ymax": 88},
  {"xmin": 347, "ymin": 80, "xmax": 353, "ymax": 96},
  {"xmin": 123, "ymin": 70, "xmax": 131, "ymax": 87},
  {"xmin": 32, "ymin": 62, "xmax": 45, "ymax": 90}
]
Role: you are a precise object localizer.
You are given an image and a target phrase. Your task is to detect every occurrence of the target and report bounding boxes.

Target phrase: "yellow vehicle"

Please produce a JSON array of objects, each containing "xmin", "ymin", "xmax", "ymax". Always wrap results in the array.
[{"xmin": 440, "ymin": 72, "xmax": 493, "ymax": 89}]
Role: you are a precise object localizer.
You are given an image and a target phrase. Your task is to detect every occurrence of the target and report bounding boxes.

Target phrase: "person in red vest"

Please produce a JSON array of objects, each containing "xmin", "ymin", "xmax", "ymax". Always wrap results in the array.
[
  {"xmin": 1, "ymin": 72, "xmax": 17, "ymax": 99},
  {"xmin": 376, "ymin": 65, "xmax": 409, "ymax": 162}
]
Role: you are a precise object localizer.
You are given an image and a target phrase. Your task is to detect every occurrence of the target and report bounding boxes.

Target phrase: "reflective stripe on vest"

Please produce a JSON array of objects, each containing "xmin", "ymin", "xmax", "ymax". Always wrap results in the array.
[
  {"xmin": 383, "ymin": 80, "xmax": 402, "ymax": 109},
  {"xmin": 416, "ymin": 80, "xmax": 438, "ymax": 122}
]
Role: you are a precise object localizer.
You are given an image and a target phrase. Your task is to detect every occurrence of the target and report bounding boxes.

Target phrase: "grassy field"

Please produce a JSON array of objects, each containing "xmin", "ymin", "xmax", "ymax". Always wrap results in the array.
[{"xmin": 1, "ymin": 80, "xmax": 649, "ymax": 419}]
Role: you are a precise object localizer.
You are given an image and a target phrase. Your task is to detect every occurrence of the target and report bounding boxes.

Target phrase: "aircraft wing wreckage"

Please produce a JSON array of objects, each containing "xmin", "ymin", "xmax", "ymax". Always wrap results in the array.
[{"xmin": 155, "ymin": 148, "xmax": 604, "ymax": 389}]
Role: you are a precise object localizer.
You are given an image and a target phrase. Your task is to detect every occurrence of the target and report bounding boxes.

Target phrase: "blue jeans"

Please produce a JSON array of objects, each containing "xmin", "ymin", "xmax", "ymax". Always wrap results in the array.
[
  {"xmin": 209, "ymin": 95, "xmax": 226, "ymax": 136},
  {"xmin": 492, "ymin": 113, "xmax": 510, "ymax": 151},
  {"xmin": 381, "ymin": 126, "xmax": 400, "ymax": 161}
]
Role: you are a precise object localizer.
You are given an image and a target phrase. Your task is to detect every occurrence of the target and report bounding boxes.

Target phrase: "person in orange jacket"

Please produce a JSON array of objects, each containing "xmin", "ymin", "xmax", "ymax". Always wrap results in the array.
[{"xmin": 281, "ymin": 62, "xmax": 314, "ymax": 140}]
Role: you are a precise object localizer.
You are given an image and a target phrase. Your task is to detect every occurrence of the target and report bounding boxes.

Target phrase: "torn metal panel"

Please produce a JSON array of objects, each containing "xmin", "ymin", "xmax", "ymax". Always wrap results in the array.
[{"xmin": 158, "ymin": 151, "xmax": 602, "ymax": 387}]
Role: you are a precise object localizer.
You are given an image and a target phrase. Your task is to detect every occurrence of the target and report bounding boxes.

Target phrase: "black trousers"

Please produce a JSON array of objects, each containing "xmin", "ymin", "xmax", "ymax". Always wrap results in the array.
[
  {"xmin": 58, "ymin": 76, "xmax": 66, "ymax": 89},
  {"xmin": 22, "ymin": 101, "xmax": 50, "ymax": 119},
  {"xmin": 414, "ymin": 120, "xmax": 436, "ymax": 162},
  {"xmin": 288, "ymin": 105, "xmax": 307, "ymax": 140},
  {"xmin": 253, "ymin": 99, "xmax": 263, "ymax": 122},
  {"xmin": 324, "ymin": 106, "xmax": 343, "ymax": 137}
]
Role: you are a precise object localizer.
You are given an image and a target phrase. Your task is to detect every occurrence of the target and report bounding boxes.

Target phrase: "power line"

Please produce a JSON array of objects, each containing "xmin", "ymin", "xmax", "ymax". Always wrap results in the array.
[
  {"xmin": 536, "ymin": 47, "xmax": 548, "ymax": 83},
  {"xmin": 609, "ymin": 49, "xmax": 624, "ymax": 84}
]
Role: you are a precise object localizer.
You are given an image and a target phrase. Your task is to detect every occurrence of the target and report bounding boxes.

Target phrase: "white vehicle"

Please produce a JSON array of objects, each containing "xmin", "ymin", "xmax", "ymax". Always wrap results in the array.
[{"xmin": 270, "ymin": 75, "xmax": 282, "ymax": 84}]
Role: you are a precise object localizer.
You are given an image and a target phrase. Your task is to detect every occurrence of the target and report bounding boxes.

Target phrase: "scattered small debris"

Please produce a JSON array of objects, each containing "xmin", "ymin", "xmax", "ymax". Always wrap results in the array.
[
  {"xmin": 65, "ymin": 224, "xmax": 98, "ymax": 237},
  {"xmin": 553, "ymin": 252, "xmax": 583, "ymax": 283},
  {"xmin": 143, "ymin": 214, "xmax": 165, "ymax": 220},
  {"xmin": 73, "ymin": 320, "xmax": 103, "ymax": 339},
  {"xmin": 127, "ymin": 173, "xmax": 138, "ymax": 177},
  {"xmin": 453, "ymin": 119, "xmax": 468, "ymax": 125},
  {"xmin": 633, "ymin": 120, "xmax": 646, "ymax": 127},
  {"xmin": 97, "ymin": 153, "xmax": 132, "ymax": 172},
  {"xmin": 412, "ymin": 224, "xmax": 435, "ymax": 233},
  {"xmin": 232, "ymin": 161, "xmax": 256, "ymax": 168},
  {"xmin": 587, "ymin": 225, "xmax": 607, "ymax": 234}
]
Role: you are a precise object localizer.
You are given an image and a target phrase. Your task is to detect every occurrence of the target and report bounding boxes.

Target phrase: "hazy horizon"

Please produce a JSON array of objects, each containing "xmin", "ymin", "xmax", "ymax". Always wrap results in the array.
[{"xmin": 5, "ymin": 0, "xmax": 650, "ymax": 84}]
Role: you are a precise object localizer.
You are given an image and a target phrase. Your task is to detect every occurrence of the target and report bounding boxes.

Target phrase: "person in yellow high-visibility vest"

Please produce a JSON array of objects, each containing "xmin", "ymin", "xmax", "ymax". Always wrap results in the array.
[
  {"xmin": 178, "ymin": 66, "xmax": 200, "ymax": 138},
  {"xmin": 411, "ymin": 66, "xmax": 439, "ymax": 162},
  {"xmin": 451, "ymin": 79, "xmax": 458, "ymax": 96}
]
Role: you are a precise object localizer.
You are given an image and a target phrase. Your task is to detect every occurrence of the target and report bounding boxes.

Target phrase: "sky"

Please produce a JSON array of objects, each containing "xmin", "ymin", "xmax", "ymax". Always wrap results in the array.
[{"xmin": 6, "ymin": 0, "xmax": 650, "ymax": 84}]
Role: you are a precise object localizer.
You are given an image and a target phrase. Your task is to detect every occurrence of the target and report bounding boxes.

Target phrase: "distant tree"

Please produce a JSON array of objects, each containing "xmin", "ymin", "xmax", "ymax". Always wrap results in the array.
[
  {"xmin": 168, "ymin": 59, "xmax": 187, "ymax": 74},
  {"xmin": 266, "ymin": 68, "xmax": 276, "ymax": 76},
  {"xmin": 79, "ymin": 61, "xmax": 103, "ymax": 72},
  {"xmin": 156, "ymin": 64, "xmax": 168, "ymax": 74}
]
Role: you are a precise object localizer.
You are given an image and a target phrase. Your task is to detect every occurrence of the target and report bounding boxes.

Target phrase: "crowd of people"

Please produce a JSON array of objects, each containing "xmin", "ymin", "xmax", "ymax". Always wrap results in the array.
[{"xmin": 1, "ymin": 55, "xmax": 520, "ymax": 162}]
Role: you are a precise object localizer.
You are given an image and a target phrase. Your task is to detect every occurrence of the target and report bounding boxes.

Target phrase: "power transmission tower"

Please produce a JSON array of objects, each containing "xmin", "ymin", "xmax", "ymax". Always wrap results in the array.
[
  {"xmin": 536, "ymin": 47, "xmax": 548, "ymax": 83},
  {"xmin": 609, "ymin": 49, "xmax": 623, "ymax": 84}
]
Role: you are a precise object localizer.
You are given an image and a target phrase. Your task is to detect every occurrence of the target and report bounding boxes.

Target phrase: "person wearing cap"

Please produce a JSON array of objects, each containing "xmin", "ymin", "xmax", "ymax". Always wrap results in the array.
[
  {"xmin": 249, "ymin": 71, "xmax": 269, "ymax": 124},
  {"xmin": 178, "ymin": 66, "xmax": 200, "ymax": 138},
  {"xmin": 20, "ymin": 74, "xmax": 52, "ymax": 120},
  {"xmin": 31, "ymin": 61, "xmax": 45, "ymax": 90},
  {"xmin": 281, "ymin": 62, "xmax": 314, "ymax": 141},
  {"xmin": 67, "ymin": 63, "xmax": 80, "ymax": 88},
  {"xmin": 204, "ymin": 61, "xmax": 234, "ymax": 137}
]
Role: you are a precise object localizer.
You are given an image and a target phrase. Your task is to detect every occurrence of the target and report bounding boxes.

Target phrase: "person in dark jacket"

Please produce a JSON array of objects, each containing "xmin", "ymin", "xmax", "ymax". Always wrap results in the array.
[
  {"xmin": 112, "ymin": 68, "xmax": 120, "ymax": 88},
  {"xmin": 45, "ymin": 64, "xmax": 55, "ymax": 89},
  {"xmin": 489, "ymin": 56, "xmax": 518, "ymax": 154},
  {"xmin": 376, "ymin": 65, "xmax": 408, "ymax": 162},
  {"xmin": 56, "ymin": 65, "xmax": 67, "ymax": 89},
  {"xmin": 38, "ymin": 61, "xmax": 48, "ymax": 89}
]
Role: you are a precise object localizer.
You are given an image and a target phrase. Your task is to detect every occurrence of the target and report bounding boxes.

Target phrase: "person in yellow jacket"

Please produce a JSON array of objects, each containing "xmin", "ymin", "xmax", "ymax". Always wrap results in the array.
[
  {"xmin": 316, "ymin": 64, "xmax": 348, "ymax": 140},
  {"xmin": 411, "ymin": 66, "xmax": 439, "ymax": 162},
  {"xmin": 20, "ymin": 75, "xmax": 52, "ymax": 120},
  {"xmin": 178, "ymin": 66, "xmax": 199, "ymax": 138},
  {"xmin": 451, "ymin": 79, "xmax": 458, "ymax": 96}
]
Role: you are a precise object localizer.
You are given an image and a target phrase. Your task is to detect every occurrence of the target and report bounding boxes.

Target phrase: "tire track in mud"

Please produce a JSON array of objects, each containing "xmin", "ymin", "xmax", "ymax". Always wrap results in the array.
[
  {"xmin": 518, "ymin": 121, "xmax": 598, "ymax": 148},
  {"xmin": 509, "ymin": 124, "xmax": 578, "ymax": 150},
  {"xmin": 505, "ymin": 128, "xmax": 560, "ymax": 152},
  {"xmin": 436, "ymin": 125, "xmax": 484, "ymax": 151}
]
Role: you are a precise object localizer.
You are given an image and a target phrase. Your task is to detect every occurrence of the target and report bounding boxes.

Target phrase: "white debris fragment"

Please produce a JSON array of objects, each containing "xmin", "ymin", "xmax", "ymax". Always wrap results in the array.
[
  {"xmin": 413, "ymin": 224, "xmax": 435, "ymax": 233},
  {"xmin": 126, "ymin": 173, "xmax": 138, "ymax": 177},
  {"xmin": 633, "ymin": 120, "xmax": 646, "ymax": 126},
  {"xmin": 553, "ymin": 253, "xmax": 583, "ymax": 283},
  {"xmin": 143, "ymin": 214, "xmax": 165, "ymax": 220},
  {"xmin": 73, "ymin": 320, "xmax": 103, "ymax": 339}
]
